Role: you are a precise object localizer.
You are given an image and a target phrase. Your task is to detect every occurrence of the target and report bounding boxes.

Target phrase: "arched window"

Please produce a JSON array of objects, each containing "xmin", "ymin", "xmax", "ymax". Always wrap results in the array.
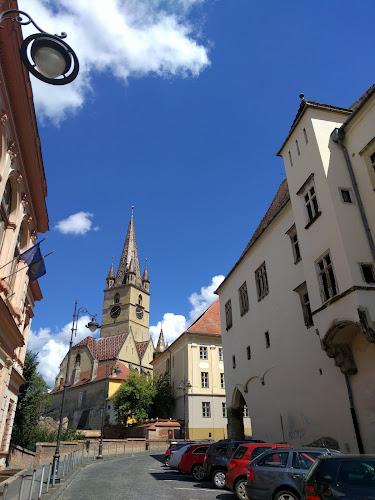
[
  {"xmin": 0, "ymin": 180, "xmax": 12, "ymax": 250},
  {"xmin": 114, "ymin": 293, "xmax": 120, "ymax": 304},
  {"xmin": 75, "ymin": 354, "xmax": 81, "ymax": 367},
  {"xmin": 138, "ymin": 294, "xmax": 142, "ymax": 306}
]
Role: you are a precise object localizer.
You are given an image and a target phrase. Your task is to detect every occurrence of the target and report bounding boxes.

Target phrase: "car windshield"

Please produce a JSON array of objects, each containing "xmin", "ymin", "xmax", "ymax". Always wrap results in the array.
[{"xmin": 233, "ymin": 446, "xmax": 247, "ymax": 460}]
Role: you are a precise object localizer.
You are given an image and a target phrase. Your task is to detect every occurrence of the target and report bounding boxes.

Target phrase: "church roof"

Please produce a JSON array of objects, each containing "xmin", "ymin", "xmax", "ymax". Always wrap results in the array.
[
  {"xmin": 115, "ymin": 211, "xmax": 142, "ymax": 287},
  {"xmin": 135, "ymin": 340, "xmax": 149, "ymax": 359},
  {"xmin": 187, "ymin": 298, "xmax": 221, "ymax": 335},
  {"xmin": 75, "ymin": 333, "xmax": 129, "ymax": 361},
  {"xmin": 142, "ymin": 264, "xmax": 149, "ymax": 282},
  {"xmin": 106, "ymin": 262, "xmax": 115, "ymax": 280}
]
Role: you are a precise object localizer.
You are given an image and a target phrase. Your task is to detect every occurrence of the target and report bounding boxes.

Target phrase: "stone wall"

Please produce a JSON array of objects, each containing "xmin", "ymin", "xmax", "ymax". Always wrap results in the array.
[{"xmin": 7, "ymin": 446, "xmax": 35, "ymax": 469}]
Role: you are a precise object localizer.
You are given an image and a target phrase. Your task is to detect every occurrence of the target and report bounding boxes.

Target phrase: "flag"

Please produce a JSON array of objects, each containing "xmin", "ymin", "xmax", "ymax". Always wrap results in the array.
[{"xmin": 19, "ymin": 242, "xmax": 46, "ymax": 281}]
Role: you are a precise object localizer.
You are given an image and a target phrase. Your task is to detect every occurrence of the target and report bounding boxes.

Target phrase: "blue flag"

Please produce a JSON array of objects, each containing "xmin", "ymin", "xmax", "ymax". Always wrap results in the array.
[{"xmin": 20, "ymin": 242, "xmax": 46, "ymax": 281}]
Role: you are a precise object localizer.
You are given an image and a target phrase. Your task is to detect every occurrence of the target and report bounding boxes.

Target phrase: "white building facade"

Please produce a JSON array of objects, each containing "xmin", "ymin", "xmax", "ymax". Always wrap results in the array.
[{"xmin": 216, "ymin": 85, "xmax": 375, "ymax": 453}]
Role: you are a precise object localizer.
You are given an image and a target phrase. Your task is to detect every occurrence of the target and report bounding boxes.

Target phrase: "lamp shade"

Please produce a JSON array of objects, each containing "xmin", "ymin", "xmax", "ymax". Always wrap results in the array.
[
  {"xmin": 86, "ymin": 318, "xmax": 100, "ymax": 333},
  {"xmin": 31, "ymin": 37, "xmax": 71, "ymax": 78}
]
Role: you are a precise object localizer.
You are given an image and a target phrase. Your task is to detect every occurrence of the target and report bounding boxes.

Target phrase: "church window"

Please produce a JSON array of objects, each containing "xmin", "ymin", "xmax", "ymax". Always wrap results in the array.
[
  {"xmin": 255, "ymin": 263, "xmax": 269, "ymax": 300},
  {"xmin": 114, "ymin": 293, "xmax": 120, "ymax": 304},
  {"xmin": 138, "ymin": 294, "xmax": 142, "ymax": 306}
]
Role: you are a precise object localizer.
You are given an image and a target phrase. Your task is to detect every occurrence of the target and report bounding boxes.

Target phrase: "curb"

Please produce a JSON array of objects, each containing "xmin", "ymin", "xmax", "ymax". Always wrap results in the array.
[{"xmin": 47, "ymin": 466, "xmax": 84, "ymax": 500}]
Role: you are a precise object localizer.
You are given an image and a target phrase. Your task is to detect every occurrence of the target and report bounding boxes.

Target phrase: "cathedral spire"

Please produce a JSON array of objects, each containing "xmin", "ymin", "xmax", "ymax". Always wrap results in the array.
[
  {"xmin": 106, "ymin": 257, "xmax": 115, "ymax": 289},
  {"xmin": 155, "ymin": 326, "xmax": 166, "ymax": 354},
  {"xmin": 115, "ymin": 207, "xmax": 142, "ymax": 287}
]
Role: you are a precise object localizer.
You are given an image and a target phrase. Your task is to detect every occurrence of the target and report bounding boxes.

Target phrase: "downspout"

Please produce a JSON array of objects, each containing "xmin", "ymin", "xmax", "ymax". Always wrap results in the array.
[{"xmin": 344, "ymin": 373, "xmax": 364, "ymax": 454}]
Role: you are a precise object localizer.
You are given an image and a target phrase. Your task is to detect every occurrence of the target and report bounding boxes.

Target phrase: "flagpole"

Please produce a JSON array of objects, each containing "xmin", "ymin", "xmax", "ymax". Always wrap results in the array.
[
  {"xmin": 1, "ymin": 251, "xmax": 54, "ymax": 281},
  {"xmin": 0, "ymin": 238, "xmax": 46, "ymax": 271}
]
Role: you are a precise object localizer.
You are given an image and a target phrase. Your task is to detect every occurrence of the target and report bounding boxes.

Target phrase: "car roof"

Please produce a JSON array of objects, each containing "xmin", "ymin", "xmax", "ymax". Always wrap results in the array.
[{"xmin": 317, "ymin": 454, "xmax": 375, "ymax": 459}]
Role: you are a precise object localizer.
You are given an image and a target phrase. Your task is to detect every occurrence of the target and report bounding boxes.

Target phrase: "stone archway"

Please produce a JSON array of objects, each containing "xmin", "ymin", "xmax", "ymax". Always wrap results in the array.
[{"xmin": 227, "ymin": 388, "xmax": 246, "ymax": 439}]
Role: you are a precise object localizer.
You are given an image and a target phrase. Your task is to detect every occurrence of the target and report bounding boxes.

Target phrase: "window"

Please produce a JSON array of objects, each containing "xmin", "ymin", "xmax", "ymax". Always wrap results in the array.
[
  {"xmin": 317, "ymin": 252, "xmax": 338, "ymax": 302},
  {"xmin": 292, "ymin": 452, "xmax": 321, "ymax": 469},
  {"xmin": 75, "ymin": 354, "xmax": 81, "ymax": 367},
  {"xmin": 78, "ymin": 391, "xmax": 83, "ymax": 403},
  {"xmin": 304, "ymin": 183, "xmax": 320, "ymax": 224},
  {"xmin": 286, "ymin": 225, "xmax": 301, "ymax": 263},
  {"xmin": 247, "ymin": 345, "xmax": 251, "ymax": 360},
  {"xmin": 222, "ymin": 402, "xmax": 227, "ymax": 418},
  {"xmin": 243, "ymin": 405, "xmax": 249, "ymax": 417},
  {"xmin": 225, "ymin": 300, "xmax": 232, "ymax": 330},
  {"xmin": 138, "ymin": 294, "xmax": 142, "ymax": 306},
  {"xmin": 303, "ymin": 128, "xmax": 308, "ymax": 144},
  {"xmin": 201, "ymin": 372, "xmax": 209, "ymax": 388},
  {"xmin": 202, "ymin": 402, "xmax": 211, "ymax": 418},
  {"xmin": 99, "ymin": 408, "xmax": 104, "ymax": 417},
  {"xmin": 296, "ymin": 140, "xmax": 300, "ymax": 156},
  {"xmin": 337, "ymin": 459, "xmax": 375, "ymax": 485},
  {"xmin": 289, "ymin": 151, "xmax": 293, "ymax": 166},
  {"xmin": 258, "ymin": 451, "xmax": 290, "ymax": 468},
  {"xmin": 295, "ymin": 282, "xmax": 313, "ymax": 327},
  {"xmin": 232, "ymin": 355, "xmax": 236, "ymax": 369},
  {"xmin": 233, "ymin": 446, "xmax": 247, "ymax": 460},
  {"xmin": 0, "ymin": 180, "xmax": 12, "ymax": 251},
  {"xmin": 250, "ymin": 446, "xmax": 273, "ymax": 460},
  {"xmin": 218, "ymin": 348, "xmax": 223, "ymax": 361},
  {"xmin": 89, "ymin": 410, "xmax": 94, "ymax": 419},
  {"xmin": 361, "ymin": 264, "xmax": 375, "ymax": 284},
  {"xmin": 238, "ymin": 282, "xmax": 249, "ymax": 316},
  {"xmin": 114, "ymin": 293, "xmax": 120, "ymax": 304},
  {"xmin": 8, "ymin": 225, "xmax": 23, "ymax": 292},
  {"xmin": 340, "ymin": 188, "xmax": 353, "ymax": 204},
  {"xmin": 193, "ymin": 446, "xmax": 210, "ymax": 454},
  {"xmin": 255, "ymin": 263, "xmax": 269, "ymax": 300},
  {"xmin": 265, "ymin": 331, "xmax": 270, "ymax": 348},
  {"xmin": 199, "ymin": 346, "xmax": 208, "ymax": 359},
  {"xmin": 220, "ymin": 373, "xmax": 225, "ymax": 389}
]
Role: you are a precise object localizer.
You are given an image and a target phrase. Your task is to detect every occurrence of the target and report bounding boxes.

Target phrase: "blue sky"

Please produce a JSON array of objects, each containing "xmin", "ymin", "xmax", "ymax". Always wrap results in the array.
[{"xmin": 20, "ymin": 0, "xmax": 375, "ymax": 386}]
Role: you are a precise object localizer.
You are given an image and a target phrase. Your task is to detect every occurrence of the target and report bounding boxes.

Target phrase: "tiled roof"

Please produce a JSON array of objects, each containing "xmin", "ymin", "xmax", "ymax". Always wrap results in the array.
[
  {"xmin": 51, "ymin": 361, "xmax": 130, "ymax": 393},
  {"xmin": 216, "ymin": 180, "xmax": 290, "ymax": 294},
  {"xmin": 135, "ymin": 340, "xmax": 149, "ymax": 359},
  {"xmin": 75, "ymin": 333, "xmax": 129, "ymax": 361},
  {"xmin": 349, "ymin": 83, "xmax": 375, "ymax": 111},
  {"xmin": 106, "ymin": 262, "xmax": 115, "ymax": 280},
  {"xmin": 187, "ymin": 298, "xmax": 221, "ymax": 335}
]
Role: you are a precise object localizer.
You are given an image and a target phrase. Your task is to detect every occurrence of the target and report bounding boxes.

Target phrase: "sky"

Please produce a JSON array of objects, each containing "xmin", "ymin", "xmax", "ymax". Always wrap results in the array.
[{"xmin": 18, "ymin": 0, "xmax": 375, "ymax": 387}]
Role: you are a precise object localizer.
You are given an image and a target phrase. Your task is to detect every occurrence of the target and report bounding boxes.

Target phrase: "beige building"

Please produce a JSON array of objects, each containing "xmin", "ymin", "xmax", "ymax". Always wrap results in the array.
[
  {"xmin": 153, "ymin": 299, "xmax": 251, "ymax": 441},
  {"xmin": 49, "ymin": 212, "xmax": 154, "ymax": 429},
  {"xmin": 0, "ymin": 0, "xmax": 49, "ymax": 469},
  {"xmin": 216, "ymin": 85, "xmax": 375, "ymax": 453}
]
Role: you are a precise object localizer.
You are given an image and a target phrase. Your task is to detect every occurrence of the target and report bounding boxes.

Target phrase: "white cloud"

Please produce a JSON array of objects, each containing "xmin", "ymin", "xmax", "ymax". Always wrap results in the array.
[
  {"xmin": 150, "ymin": 274, "xmax": 224, "ymax": 345},
  {"xmin": 29, "ymin": 316, "xmax": 96, "ymax": 388},
  {"xmin": 19, "ymin": 0, "xmax": 210, "ymax": 124},
  {"xmin": 54, "ymin": 211, "xmax": 96, "ymax": 235}
]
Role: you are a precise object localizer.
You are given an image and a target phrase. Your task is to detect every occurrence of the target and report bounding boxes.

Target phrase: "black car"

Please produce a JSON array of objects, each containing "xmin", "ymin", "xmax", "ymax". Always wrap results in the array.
[
  {"xmin": 203, "ymin": 439, "xmax": 264, "ymax": 489},
  {"xmin": 304, "ymin": 454, "xmax": 375, "ymax": 500}
]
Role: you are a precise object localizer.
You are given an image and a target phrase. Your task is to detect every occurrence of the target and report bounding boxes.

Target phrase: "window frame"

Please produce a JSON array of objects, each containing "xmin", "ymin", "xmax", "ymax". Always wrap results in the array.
[
  {"xmin": 201, "ymin": 371, "xmax": 209, "ymax": 388},
  {"xmin": 339, "ymin": 187, "xmax": 354, "ymax": 204},
  {"xmin": 360, "ymin": 263, "xmax": 375, "ymax": 284},
  {"xmin": 220, "ymin": 373, "xmax": 225, "ymax": 389},
  {"xmin": 199, "ymin": 346, "xmax": 208, "ymax": 360},
  {"xmin": 359, "ymin": 137, "xmax": 375, "ymax": 189},
  {"xmin": 222, "ymin": 402, "xmax": 227, "ymax": 418},
  {"xmin": 255, "ymin": 262, "xmax": 269, "ymax": 301},
  {"xmin": 202, "ymin": 402, "xmax": 211, "ymax": 418},
  {"xmin": 238, "ymin": 281, "xmax": 249, "ymax": 316},
  {"xmin": 286, "ymin": 224, "xmax": 301, "ymax": 264},
  {"xmin": 294, "ymin": 282, "xmax": 314, "ymax": 328},
  {"xmin": 218, "ymin": 347, "xmax": 223, "ymax": 361},
  {"xmin": 316, "ymin": 251, "xmax": 339, "ymax": 303},
  {"xmin": 225, "ymin": 299, "xmax": 233, "ymax": 330}
]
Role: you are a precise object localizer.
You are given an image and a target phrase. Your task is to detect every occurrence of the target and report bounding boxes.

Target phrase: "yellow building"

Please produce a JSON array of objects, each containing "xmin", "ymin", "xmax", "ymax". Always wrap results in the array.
[{"xmin": 153, "ymin": 299, "xmax": 251, "ymax": 441}]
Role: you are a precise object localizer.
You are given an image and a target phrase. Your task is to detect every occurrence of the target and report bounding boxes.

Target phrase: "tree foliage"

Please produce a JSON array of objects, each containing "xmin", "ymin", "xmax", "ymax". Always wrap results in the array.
[
  {"xmin": 11, "ymin": 351, "xmax": 51, "ymax": 451},
  {"xmin": 112, "ymin": 371, "xmax": 174, "ymax": 424}
]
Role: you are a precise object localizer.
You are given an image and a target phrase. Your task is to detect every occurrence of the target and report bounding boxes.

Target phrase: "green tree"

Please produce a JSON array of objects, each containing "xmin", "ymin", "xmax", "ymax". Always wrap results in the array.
[
  {"xmin": 112, "ymin": 371, "xmax": 174, "ymax": 424},
  {"xmin": 11, "ymin": 351, "xmax": 50, "ymax": 451}
]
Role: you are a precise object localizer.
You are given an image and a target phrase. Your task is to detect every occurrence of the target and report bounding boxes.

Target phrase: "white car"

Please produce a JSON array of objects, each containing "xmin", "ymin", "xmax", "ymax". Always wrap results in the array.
[{"xmin": 169, "ymin": 443, "xmax": 192, "ymax": 469}]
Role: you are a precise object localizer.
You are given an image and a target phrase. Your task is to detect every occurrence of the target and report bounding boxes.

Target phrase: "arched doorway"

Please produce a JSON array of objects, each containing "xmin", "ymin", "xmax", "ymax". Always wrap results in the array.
[{"xmin": 227, "ymin": 388, "xmax": 246, "ymax": 439}]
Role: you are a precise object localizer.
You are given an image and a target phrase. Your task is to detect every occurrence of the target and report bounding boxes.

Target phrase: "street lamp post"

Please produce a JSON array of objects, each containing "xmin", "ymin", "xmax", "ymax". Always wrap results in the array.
[
  {"xmin": 177, "ymin": 380, "xmax": 192, "ymax": 439},
  {"xmin": 0, "ymin": 9, "xmax": 79, "ymax": 84},
  {"xmin": 97, "ymin": 362, "xmax": 121, "ymax": 459},
  {"xmin": 52, "ymin": 301, "xmax": 100, "ymax": 483}
]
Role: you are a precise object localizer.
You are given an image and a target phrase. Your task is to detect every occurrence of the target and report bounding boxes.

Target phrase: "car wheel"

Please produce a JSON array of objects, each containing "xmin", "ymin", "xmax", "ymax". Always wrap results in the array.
[
  {"xmin": 235, "ymin": 479, "xmax": 249, "ymax": 500},
  {"xmin": 212, "ymin": 469, "xmax": 226, "ymax": 489},
  {"xmin": 164, "ymin": 456, "xmax": 170, "ymax": 467},
  {"xmin": 274, "ymin": 490, "xmax": 299, "ymax": 500},
  {"xmin": 192, "ymin": 464, "xmax": 205, "ymax": 481}
]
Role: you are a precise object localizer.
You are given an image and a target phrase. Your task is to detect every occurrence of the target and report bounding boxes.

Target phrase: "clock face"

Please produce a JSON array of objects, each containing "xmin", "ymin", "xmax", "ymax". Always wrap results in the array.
[
  {"xmin": 136, "ymin": 306, "xmax": 144, "ymax": 319},
  {"xmin": 110, "ymin": 305, "xmax": 121, "ymax": 319}
]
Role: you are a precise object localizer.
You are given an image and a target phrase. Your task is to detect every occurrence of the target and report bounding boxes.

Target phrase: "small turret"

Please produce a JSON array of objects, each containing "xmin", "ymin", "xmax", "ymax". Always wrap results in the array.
[
  {"xmin": 106, "ymin": 257, "xmax": 115, "ymax": 289},
  {"xmin": 142, "ymin": 259, "xmax": 150, "ymax": 292},
  {"xmin": 126, "ymin": 257, "xmax": 136, "ymax": 284},
  {"xmin": 154, "ymin": 327, "xmax": 166, "ymax": 358}
]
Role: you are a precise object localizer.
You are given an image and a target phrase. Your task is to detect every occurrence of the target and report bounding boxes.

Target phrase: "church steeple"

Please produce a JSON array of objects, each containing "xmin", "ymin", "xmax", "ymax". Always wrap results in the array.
[
  {"xmin": 142, "ymin": 259, "xmax": 150, "ymax": 292},
  {"xmin": 106, "ymin": 258, "xmax": 115, "ymax": 289},
  {"xmin": 115, "ymin": 207, "xmax": 142, "ymax": 288},
  {"xmin": 155, "ymin": 327, "xmax": 166, "ymax": 354}
]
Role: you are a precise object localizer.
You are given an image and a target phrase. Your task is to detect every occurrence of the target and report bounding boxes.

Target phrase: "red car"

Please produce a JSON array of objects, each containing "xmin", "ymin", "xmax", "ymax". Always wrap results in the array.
[
  {"xmin": 225, "ymin": 443, "xmax": 290, "ymax": 500},
  {"xmin": 179, "ymin": 443, "xmax": 211, "ymax": 480}
]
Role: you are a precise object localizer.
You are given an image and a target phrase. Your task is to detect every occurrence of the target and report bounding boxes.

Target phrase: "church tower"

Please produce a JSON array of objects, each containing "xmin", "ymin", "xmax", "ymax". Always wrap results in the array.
[{"xmin": 100, "ymin": 208, "xmax": 150, "ymax": 341}]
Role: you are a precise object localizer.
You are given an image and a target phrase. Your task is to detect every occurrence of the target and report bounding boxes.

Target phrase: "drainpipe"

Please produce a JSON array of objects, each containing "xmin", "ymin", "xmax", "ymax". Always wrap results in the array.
[{"xmin": 344, "ymin": 374, "xmax": 364, "ymax": 453}]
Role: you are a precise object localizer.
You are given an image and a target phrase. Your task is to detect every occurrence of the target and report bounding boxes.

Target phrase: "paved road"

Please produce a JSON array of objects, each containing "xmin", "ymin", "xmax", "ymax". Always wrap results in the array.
[{"xmin": 58, "ymin": 453, "xmax": 236, "ymax": 500}]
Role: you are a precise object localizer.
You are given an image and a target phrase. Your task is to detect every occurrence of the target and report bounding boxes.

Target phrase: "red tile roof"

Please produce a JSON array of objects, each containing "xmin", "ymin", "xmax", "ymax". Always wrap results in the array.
[
  {"xmin": 75, "ymin": 333, "xmax": 129, "ymax": 361},
  {"xmin": 135, "ymin": 340, "xmax": 149, "ymax": 359},
  {"xmin": 216, "ymin": 180, "xmax": 290, "ymax": 294},
  {"xmin": 51, "ymin": 361, "xmax": 130, "ymax": 393},
  {"xmin": 187, "ymin": 298, "xmax": 221, "ymax": 335}
]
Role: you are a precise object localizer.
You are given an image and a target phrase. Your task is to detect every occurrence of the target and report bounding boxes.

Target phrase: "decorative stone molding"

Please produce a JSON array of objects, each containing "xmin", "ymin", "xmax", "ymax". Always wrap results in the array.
[
  {"xmin": 0, "ymin": 111, "xmax": 8, "ymax": 125},
  {"xmin": 16, "ymin": 173, "xmax": 22, "ymax": 184},
  {"xmin": 0, "ymin": 278, "xmax": 11, "ymax": 296},
  {"xmin": 31, "ymin": 230, "xmax": 37, "ymax": 240},
  {"xmin": 21, "ymin": 193, "xmax": 28, "ymax": 207},
  {"xmin": 323, "ymin": 343, "xmax": 357, "ymax": 375},
  {"xmin": 7, "ymin": 140, "xmax": 17, "ymax": 163},
  {"xmin": 358, "ymin": 307, "xmax": 375, "ymax": 343}
]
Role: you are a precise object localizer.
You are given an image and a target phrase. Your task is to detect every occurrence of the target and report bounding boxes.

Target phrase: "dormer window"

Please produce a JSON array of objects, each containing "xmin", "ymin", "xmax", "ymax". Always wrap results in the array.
[{"xmin": 75, "ymin": 353, "xmax": 81, "ymax": 367}]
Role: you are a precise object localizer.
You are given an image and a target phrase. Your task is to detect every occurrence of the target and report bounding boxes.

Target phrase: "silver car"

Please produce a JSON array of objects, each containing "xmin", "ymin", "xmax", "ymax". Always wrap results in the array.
[{"xmin": 245, "ymin": 447, "xmax": 340, "ymax": 500}]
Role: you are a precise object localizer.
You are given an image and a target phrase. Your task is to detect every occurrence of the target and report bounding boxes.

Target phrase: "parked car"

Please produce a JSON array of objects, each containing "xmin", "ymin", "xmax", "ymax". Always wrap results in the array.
[
  {"xmin": 203, "ymin": 439, "xmax": 265, "ymax": 489},
  {"xmin": 179, "ymin": 443, "xmax": 212, "ymax": 480},
  {"xmin": 304, "ymin": 454, "xmax": 375, "ymax": 500},
  {"xmin": 226, "ymin": 443, "xmax": 290, "ymax": 500},
  {"xmin": 245, "ymin": 447, "xmax": 340, "ymax": 500},
  {"xmin": 170, "ymin": 443, "xmax": 195, "ymax": 469},
  {"xmin": 164, "ymin": 441, "xmax": 191, "ymax": 466}
]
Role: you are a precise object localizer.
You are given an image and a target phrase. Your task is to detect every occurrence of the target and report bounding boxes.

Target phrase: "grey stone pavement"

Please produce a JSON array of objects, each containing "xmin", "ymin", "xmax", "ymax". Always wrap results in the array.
[{"xmin": 56, "ymin": 454, "xmax": 236, "ymax": 500}]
